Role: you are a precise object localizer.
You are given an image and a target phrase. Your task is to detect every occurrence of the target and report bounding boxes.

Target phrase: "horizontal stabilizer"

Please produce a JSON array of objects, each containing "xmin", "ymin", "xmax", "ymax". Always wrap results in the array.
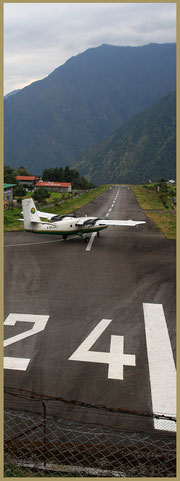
[
  {"xmin": 30, "ymin": 220, "xmax": 44, "ymax": 224},
  {"xmin": 37, "ymin": 210, "xmax": 55, "ymax": 220}
]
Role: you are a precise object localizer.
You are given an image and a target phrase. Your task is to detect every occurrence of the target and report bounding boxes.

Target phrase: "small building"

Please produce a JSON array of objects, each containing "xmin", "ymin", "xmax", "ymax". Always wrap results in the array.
[
  {"xmin": 16, "ymin": 176, "xmax": 39, "ymax": 189},
  {"xmin": 35, "ymin": 181, "xmax": 72, "ymax": 193},
  {"xmin": 167, "ymin": 179, "xmax": 176, "ymax": 185},
  {"xmin": 4, "ymin": 183, "xmax": 16, "ymax": 206}
]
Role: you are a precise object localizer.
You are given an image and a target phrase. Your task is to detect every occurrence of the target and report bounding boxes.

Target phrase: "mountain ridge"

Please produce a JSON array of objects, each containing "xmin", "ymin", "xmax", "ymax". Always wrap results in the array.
[{"xmin": 4, "ymin": 43, "xmax": 176, "ymax": 176}]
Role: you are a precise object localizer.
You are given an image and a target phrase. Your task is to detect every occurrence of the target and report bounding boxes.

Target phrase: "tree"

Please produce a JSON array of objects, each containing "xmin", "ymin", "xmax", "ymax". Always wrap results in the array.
[
  {"xmin": 64, "ymin": 166, "xmax": 71, "ymax": 182},
  {"xmin": 16, "ymin": 166, "xmax": 30, "ymax": 176},
  {"xmin": 159, "ymin": 180, "xmax": 167, "ymax": 193},
  {"xmin": 41, "ymin": 166, "xmax": 95, "ymax": 190},
  {"xmin": 4, "ymin": 166, "xmax": 17, "ymax": 184},
  {"xmin": 14, "ymin": 185, "xmax": 26, "ymax": 197},
  {"xmin": 33, "ymin": 187, "xmax": 50, "ymax": 203},
  {"xmin": 42, "ymin": 168, "xmax": 55, "ymax": 181}
]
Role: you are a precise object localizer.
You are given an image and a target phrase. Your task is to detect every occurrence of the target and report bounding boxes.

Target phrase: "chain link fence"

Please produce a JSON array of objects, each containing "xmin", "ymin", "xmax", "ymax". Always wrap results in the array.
[{"xmin": 4, "ymin": 387, "xmax": 176, "ymax": 477}]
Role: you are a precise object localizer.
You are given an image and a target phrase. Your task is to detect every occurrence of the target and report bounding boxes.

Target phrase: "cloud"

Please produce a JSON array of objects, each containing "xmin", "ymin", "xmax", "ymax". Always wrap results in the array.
[{"xmin": 4, "ymin": 3, "xmax": 176, "ymax": 94}]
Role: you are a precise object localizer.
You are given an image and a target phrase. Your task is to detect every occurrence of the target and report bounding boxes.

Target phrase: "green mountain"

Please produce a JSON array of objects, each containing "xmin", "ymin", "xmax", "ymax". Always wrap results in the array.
[
  {"xmin": 4, "ymin": 43, "xmax": 176, "ymax": 174},
  {"xmin": 74, "ymin": 92, "xmax": 176, "ymax": 184}
]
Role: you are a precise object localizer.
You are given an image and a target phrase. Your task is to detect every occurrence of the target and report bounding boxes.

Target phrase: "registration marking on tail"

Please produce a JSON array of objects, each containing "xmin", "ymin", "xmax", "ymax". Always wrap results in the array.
[{"xmin": 143, "ymin": 303, "xmax": 176, "ymax": 432}]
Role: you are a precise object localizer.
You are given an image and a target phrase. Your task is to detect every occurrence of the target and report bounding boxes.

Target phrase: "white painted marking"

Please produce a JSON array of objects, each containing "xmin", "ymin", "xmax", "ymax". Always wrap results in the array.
[
  {"xmin": 4, "ymin": 313, "xmax": 49, "ymax": 370},
  {"xmin": 86, "ymin": 232, "xmax": 97, "ymax": 251},
  {"xmin": 4, "ymin": 236, "xmax": 79, "ymax": 248},
  {"xmin": 4, "ymin": 357, "xmax": 30, "ymax": 370},
  {"xmin": 4, "ymin": 314, "xmax": 49, "ymax": 347},
  {"xmin": 69, "ymin": 318, "xmax": 136, "ymax": 380},
  {"xmin": 143, "ymin": 303, "xmax": 176, "ymax": 432},
  {"xmin": 108, "ymin": 335, "xmax": 136, "ymax": 380}
]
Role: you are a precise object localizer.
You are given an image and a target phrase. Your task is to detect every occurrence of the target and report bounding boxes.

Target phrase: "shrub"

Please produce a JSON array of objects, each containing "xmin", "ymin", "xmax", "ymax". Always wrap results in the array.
[
  {"xmin": 14, "ymin": 185, "xmax": 26, "ymax": 197},
  {"xmin": 33, "ymin": 187, "xmax": 50, "ymax": 202},
  {"xmin": 159, "ymin": 193, "xmax": 168, "ymax": 208}
]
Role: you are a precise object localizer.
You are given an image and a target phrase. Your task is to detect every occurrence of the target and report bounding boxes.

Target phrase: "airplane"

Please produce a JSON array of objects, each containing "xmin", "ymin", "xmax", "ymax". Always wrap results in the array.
[{"xmin": 21, "ymin": 198, "xmax": 146, "ymax": 243}]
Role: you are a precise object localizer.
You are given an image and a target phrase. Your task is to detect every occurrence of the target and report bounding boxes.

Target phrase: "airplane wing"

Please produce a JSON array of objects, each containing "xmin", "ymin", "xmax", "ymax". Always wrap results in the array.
[
  {"xmin": 76, "ymin": 218, "xmax": 146, "ymax": 227},
  {"xmin": 96, "ymin": 219, "xmax": 146, "ymax": 227}
]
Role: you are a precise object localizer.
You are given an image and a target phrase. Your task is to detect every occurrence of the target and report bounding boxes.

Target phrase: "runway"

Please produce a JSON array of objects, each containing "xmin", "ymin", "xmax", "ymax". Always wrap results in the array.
[{"xmin": 4, "ymin": 186, "xmax": 176, "ymax": 433}]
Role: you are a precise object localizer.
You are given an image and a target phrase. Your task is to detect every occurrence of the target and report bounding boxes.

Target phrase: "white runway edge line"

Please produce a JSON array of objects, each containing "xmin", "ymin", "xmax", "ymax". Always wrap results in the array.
[
  {"xmin": 4, "ymin": 236, "xmax": 79, "ymax": 248},
  {"xmin": 143, "ymin": 303, "xmax": 176, "ymax": 432}
]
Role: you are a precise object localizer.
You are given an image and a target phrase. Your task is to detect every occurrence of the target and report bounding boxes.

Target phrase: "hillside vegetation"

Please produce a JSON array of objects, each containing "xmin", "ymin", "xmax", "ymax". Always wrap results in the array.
[
  {"xmin": 4, "ymin": 43, "xmax": 176, "ymax": 176},
  {"xmin": 132, "ymin": 182, "xmax": 176, "ymax": 239},
  {"xmin": 74, "ymin": 92, "xmax": 176, "ymax": 184}
]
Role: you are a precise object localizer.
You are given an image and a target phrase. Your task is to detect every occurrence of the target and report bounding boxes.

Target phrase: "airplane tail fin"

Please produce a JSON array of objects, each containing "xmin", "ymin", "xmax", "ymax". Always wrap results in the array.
[{"xmin": 22, "ymin": 198, "xmax": 41, "ymax": 230}]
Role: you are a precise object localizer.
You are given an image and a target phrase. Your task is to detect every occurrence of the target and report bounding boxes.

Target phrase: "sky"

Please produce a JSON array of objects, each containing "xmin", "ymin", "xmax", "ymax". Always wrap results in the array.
[{"xmin": 4, "ymin": 2, "xmax": 176, "ymax": 95}]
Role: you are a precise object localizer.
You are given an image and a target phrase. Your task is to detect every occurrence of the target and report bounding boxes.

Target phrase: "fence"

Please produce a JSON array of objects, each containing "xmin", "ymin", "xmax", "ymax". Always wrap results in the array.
[{"xmin": 4, "ymin": 387, "xmax": 176, "ymax": 477}]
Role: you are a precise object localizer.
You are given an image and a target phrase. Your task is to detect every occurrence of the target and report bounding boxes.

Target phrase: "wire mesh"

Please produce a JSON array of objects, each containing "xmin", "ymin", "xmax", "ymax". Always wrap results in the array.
[{"xmin": 4, "ymin": 387, "xmax": 176, "ymax": 477}]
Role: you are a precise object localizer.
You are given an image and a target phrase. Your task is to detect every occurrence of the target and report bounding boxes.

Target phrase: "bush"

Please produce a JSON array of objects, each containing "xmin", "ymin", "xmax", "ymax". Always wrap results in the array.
[
  {"xmin": 14, "ymin": 185, "xmax": 26, "ymax": 197},
  {"xmin": 33, "ymin": 187, "xmax": 50, "ymax": 203},
  {"xmin": 159, "ymin": 193, "xmax": 168, "ymax": 208}
]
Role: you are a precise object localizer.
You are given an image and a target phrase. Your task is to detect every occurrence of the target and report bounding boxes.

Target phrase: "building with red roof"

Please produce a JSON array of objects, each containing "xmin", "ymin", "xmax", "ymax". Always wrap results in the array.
[
  {"xmin": 16, "ymin": 176, "xmax": 40, "ymax": 188},
  {"xmin": 35, "ymin": 181, "xmax": 72, "ymax": 193}
]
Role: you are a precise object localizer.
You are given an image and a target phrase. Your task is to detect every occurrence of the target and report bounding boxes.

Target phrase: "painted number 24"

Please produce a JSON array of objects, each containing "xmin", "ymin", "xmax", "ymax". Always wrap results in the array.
[{"xmin": 4, "ymin": 315, "xmax": 136, "ymax": 379}]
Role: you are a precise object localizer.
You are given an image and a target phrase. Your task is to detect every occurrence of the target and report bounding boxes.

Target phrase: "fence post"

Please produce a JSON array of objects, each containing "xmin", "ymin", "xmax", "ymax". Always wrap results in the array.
[{"xmin": 42, "ymin": 402, "xmax": 47, "ymax": 470}]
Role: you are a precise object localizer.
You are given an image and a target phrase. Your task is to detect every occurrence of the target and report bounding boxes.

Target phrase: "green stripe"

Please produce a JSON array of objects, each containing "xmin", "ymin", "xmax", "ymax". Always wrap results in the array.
[{"xmin": 25, "ymin": 226, "xmax": 107, "ymax": 235}]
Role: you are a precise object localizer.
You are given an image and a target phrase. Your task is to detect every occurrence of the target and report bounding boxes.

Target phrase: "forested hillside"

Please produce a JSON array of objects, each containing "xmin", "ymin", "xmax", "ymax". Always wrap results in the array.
[
  {"xmin": 74, "ymin": 92, "xmax": 176, "ymax": 184},
  {"xmin": 4, "ymin": 43, "xmax": 176, "ymax": 175}
]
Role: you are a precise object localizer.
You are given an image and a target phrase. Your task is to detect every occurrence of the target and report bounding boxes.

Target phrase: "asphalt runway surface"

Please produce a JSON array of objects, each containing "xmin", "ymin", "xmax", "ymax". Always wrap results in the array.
[{"xmin": 4, "ymin": 186, "xmax": 176, "ymax": 433}]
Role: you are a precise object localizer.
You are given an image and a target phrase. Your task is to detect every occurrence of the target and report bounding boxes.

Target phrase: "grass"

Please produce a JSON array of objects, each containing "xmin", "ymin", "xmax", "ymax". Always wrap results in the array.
[
  {"xmin": 39, "ymin": 185, "xmax": 109, "ymax": 216},
  {"xmin": 4, "ymin": 207, "xmax": 24, "ymax": 231},
  {"xmin": 131, "ymin": 185, "xmax": 167, "ymax": 210},
  {"xmin": 14, "ymin": 191, "xmax": 70, "ymax": 203},
  {"xmin": 4, "ymin": 184, "xmax": 176, "ymax": 239},
  {"xmin": 146, "ymin": 212, "xmax": 176, "ymax": 239},
  {"xmin": 4, "ymin": 463, "xmax": 82, "ymax": 477},
  {"xmin": 4, "ymin": 186, "xmax": 109, "ymax": 231},
  {"xmin": 131, "ymin": 185, "xmax": 176, "ymax": 239}
]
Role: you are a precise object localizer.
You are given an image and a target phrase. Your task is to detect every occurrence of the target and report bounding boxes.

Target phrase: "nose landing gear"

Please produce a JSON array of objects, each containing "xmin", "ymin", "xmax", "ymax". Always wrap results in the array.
[{"xmin": 79, "ymin": 233, "xmax": 89, "ymax": 243}]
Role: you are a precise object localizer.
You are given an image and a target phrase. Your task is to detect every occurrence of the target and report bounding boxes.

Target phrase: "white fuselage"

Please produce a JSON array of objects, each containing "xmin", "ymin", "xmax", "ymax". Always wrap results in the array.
[{"xmin": 27, "ymin": 217, "xmax": 107, "ymax": 236}]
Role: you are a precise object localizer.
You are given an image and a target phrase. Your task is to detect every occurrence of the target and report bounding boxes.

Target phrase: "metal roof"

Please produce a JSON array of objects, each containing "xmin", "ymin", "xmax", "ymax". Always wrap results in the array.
[
  {"xmin": 17, "ymin": 176, "xmax": 36, "ymax": 181},
  {"xmin": 35, "ymin": 181, "xmax": 71, "ymax": 187},
  {"xmin": 4, "ymin": 183, "xmax": 16, "ymax": 188}
]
